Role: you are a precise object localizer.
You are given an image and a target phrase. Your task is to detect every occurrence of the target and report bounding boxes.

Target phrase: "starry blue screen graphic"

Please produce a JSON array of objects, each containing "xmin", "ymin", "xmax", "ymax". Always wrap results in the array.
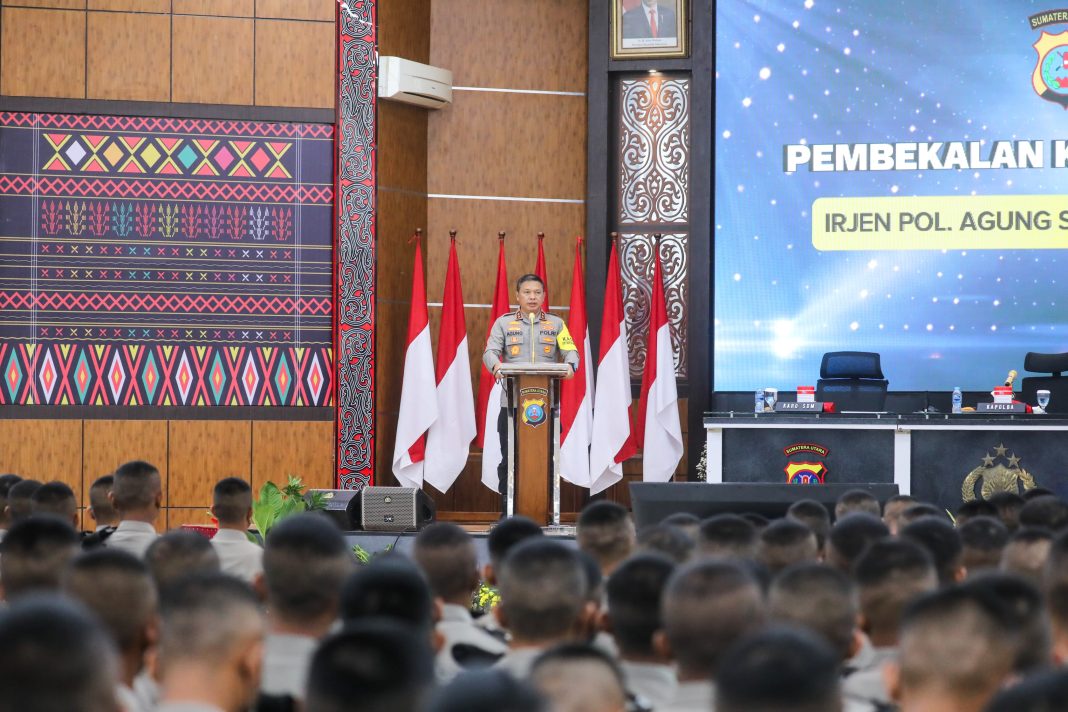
[{"xmin": 714, "ymin": 0, "xmax": 1068, "ymax": 391}]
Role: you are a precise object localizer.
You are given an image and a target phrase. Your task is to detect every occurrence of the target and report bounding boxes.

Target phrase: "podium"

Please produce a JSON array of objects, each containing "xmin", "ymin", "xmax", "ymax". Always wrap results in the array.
[{"xmin": 497, "ymin": 363, "xmax": 571, "ymax": 525}]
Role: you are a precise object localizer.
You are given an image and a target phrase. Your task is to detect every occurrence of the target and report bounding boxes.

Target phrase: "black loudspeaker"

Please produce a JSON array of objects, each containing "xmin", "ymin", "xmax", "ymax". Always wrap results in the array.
[
  {"xmin": 629, "ymin": 482, "xmax": 900, "ymax": 530},
  {"xmin": 349, "ymin": 486, "xmax": 437, "ymax": 532},
  {"xmin": 307, "ymin": 489, "xmax": 361, "ymax": 530}
]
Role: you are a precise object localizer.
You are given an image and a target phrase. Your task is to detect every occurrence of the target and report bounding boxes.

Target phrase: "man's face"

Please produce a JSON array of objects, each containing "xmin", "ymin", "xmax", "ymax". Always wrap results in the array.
[{"xmin": 516, "ymin": 280, "xmax": 545, "ymax": 314}]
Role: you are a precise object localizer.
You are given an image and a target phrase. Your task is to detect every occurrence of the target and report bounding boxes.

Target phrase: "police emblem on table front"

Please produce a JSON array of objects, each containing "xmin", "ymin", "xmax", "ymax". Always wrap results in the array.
[
  {"xmin": 961, "ymin": 443, "xmax": 1038, "ymax": 501},
  {"xmin": 521, "ymin": 397, "xmax": 548, "ymax": 428}
]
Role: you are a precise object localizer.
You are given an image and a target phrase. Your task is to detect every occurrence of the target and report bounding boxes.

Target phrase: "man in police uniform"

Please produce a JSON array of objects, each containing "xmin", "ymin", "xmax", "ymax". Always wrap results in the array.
[{"xmin": 483, "ymin": 274, "xmax": 579, "ymax": 505}]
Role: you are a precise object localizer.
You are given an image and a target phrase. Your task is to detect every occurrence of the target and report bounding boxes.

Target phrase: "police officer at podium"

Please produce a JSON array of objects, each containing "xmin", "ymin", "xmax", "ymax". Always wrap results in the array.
[{"xmin": 483, "ymin": 274, "xmax": 578, "ymax": 505}]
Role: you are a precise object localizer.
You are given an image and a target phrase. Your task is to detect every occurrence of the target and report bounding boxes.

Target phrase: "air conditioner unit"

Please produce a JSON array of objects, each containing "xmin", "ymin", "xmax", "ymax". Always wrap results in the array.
[{"xmin": 378, "ymin": 56, "xmax": 453, "ymax": 110}]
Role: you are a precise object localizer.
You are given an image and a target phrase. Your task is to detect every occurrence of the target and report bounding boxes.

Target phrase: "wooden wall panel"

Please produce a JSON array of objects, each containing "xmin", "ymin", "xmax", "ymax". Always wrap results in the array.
[
  {"xmin": 88, "ymin": 0, "xmax": 169, "ymax": 11},
  {"xmin": 0, "ymin": 420, "xmax": 83, "ymax": 492},
  {"xmin": 87, "ymin": 11, "xmax": 171, "ymax": 101},
  {"xmin": 172, "ymin": 15, "xmax": 254, "ymax": 105},
  {"xmin": 83, "ymin": 419, "xmax": 169, "ymax": 506},
  {"xmin": 12, "ymin": 1, "xmax": 86, "ymax": 9},
  {"xmin": 168, "ymin": 420, "xmax": 251, "ymax": 507},
  {"xmin": 0, "ymin": 7, "xmax": 86, "ymax": 98},
  {"xmin": 378, "ymin": 0, "xmax": 430, "ymax": 62},
  {"xmin": 427, "ymin": 93, "xmax": 587, "ymax": 199},
  {"xmin": 254, "ymin": 19, "xmax": 334, "ymax": 108},
  {"xmin": 166, "ymin": 507, "xmax": 215, "ymax": 529},
  {"xmin": 256, "ymin": 0, "xmax": 333, "ymax": 21},
  {"xmin": 430, "ymin": 0, "xmax": 587, "ymax": 92},
  {"xmin": 251, "ymin": 420, "xmax": 335, "ymax": 493},
  {"xmin": 379, "ymin": 103, "xmax": 430, "ymax": 196},
  {"xmin": 172, "ymin": 0, "xmax": 253, "ymax": 15}
]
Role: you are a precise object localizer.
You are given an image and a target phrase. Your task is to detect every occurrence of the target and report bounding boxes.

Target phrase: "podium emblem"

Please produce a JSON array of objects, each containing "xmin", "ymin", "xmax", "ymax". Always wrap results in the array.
[
  {"xmin": 521, "ymin": 397, "xmax": 548, "ymax": 427},
  {"xmin": 962, "ymin": 443, "xmax": 1037, "ymax": 501},
  {"xmin": 1032, "ymin": 30, "xmax": 1068, "ymax": 108},
  {"xmin": 785, "ymin": 462, "xmax": 826, "ymax": 484}
]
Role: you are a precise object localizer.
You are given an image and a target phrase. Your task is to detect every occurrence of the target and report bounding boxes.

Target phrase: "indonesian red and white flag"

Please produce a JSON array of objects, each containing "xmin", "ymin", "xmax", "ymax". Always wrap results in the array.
[
  {"xmin": 535, "ymin": 232, "xmax": 550, "ymax": 311},
  {"xmin": 559, "ymin": 237, "xmax": 593, "ymax": 488},
  {"xmin": 635, "ymin": 241, "xmax": 683, "ymax": 482},
  {"xmin": 392, "ymin": 235, "xmax": 438, "ymax": 488},
  {"xmin": 424, "ymin": 236, "xmax": 476, "ymax": 492},
  {"xmin": 589, "ymin": 239, "xmax": 637, "ymax": 494},
  {"xmin": 477, "ymin": 236, "xmax": 510, "ymax": 491}
]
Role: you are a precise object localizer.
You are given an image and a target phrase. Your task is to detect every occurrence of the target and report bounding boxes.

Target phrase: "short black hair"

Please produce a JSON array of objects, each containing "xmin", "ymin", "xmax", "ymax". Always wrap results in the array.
[
  {"xmin": 636, "ymin": 523, "xmax": 694, "ymax": 563},
  {"xmin": 786, "ymin": 499, "xmax": 831, "ymax": 549},
  {"xmin": 988, "ymin": 492, "xmax": 1026, "ymax": 531},
  {"xmin": 961, "ymin": 572, "xmax": 1050, "ymax": 673},
  {"xmin": 87, "ymin": 475, "xmax": 116, "ymax": 522},
  {"xmin": 425, "ymin": 669, "xmax": 546, "ymax": 712},
  {"xmin": 529, "ymin": 643, "xmax": 627, "ymax": 711},
  {"xmin": 576, "ymin": 501, "xmax": 634, "ymax": 572},
  {"xmin": 514, "ymin": 274, "xmax": 545, "ymax": 292},
  {"xmin": 0, "ymin": 596, "xmax": 118, "ymax": 712},
  {"xmin": 263, "ymin": 514, "xmax": 353, "ymax": 623},
  {"xmin": 497, "ymin": 538, "xmax": 587, "ymax": 642},
  {"xmin": 697, "ymin": 514, "xmax": 757, "ymax": 559},
  {"xmin": 487, "ymin": 516, "xmax": 544, "ymax": 565},
  {"xmin": 958, "ymin": 516, "xmax": 1010, "ymax": 572},
  {"xmin": 661, "ymin": 512, "xmax": 700, "ymax": 527},
  {"xmin": 605, "ymin": 553, "xmax": 675, "ymax": 656},
  {"xmin": 0, "ymin": 515, "xmax": 79, "ymax": 599},
  {"xmin": 306, "ymin": 619, "xmax": 435, "ymax": 712},
  {"xmin": 1023, "ymin": 487, "xmax": 1056, "ymax": 501},
  {"xmin": 112, "ymin": 461, "xmax": 161, "ymax": 511},
  {"xmin": 6, "ymin": 479, "xmax": 42, "ymax": 522},
  {"xmin": 826, "ymin": 513, "xmax": 889, "ymax": 571},
  {"xmin": 340, "ymin": 557, "xmax": 435, "ymax": 634},
  {"xmin": 768, "ymin": 563, "xmax": 858, "ymax": 661},
  {"xmin": 212, "ymin": 477, "xmax": 252, "ymax": 525},
  {"xmin": 158, "ymin": 572, "xmax": 263, "ymax": 665},
  {"xmin": 835, "ymin": 489, "xmax": 881, "ymax": 519},
  {"xmin": 984, "ymin": 668, "xmax": 1068, "ymax": 712},
  {"xmin": 853, "ymin": 538, "xmax": 937, "ymax": 641},
  {"xmin": 900, "ymin": 503, "xmax": 946, "ymax": 526},
  {"xmin": 757, "ymin": 520, "xmax": 819, "ymax": 576},
  {"xmin": 1019, "ymin": 495, "xmax": 1068, "ymax": 534},
  {"xmin": 413, "ymin": 522, "xmax": 478, "ymax": 601},
  {"xmin": 900, "ymin": 517, "xmax": 964, "ymax": 585},
  {"xmin": 716, "ymin": 626, "xmax": 842, "ymax": 712},
  {"xmin": 31, "ymin": 482, "xmax": 77, "ymax": 520},
  {"xmin": 145, "ymin": 530, "xmax": 220, "ymax": 592},
  {"xmin": 63, "ymin": 548, "xmax": 156, "ymax": 652},
  {"xmin": 955, "ymin": 499, "xmax": 999, "ymax": 521},
  {"xmin": 0, "ymin": 474, "xmax": 23, "ymax": 525}
]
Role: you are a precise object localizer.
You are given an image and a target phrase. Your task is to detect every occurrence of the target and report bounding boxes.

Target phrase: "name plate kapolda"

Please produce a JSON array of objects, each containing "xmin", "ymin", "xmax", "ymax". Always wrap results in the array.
[{"xmin": 976, "ymin": 402, "xmax": 1028, "ymax": 414}]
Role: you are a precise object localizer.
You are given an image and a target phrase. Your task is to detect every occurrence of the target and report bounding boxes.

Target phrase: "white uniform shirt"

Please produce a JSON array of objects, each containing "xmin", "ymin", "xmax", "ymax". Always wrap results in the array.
[
  {"xmin": 105, "ymin": 521, "xmax": 159, "ymax": 559},
  {"xmin": 210, "ymin": 528, "xmax": 264, "ymax": 583}
]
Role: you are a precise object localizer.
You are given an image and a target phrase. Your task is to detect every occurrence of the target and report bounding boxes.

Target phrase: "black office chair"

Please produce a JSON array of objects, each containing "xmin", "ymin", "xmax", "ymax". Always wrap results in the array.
[
  {"xmin": 815, "ymin": 351, "xmax": 889, "ymax": 412},
  {"xmin": 1020, "ymin": 352, "xmax": 1068, "ymax": 414}
]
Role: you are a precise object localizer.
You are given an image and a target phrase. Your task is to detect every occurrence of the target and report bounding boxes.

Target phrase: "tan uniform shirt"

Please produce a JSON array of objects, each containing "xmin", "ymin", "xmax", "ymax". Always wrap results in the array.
[{"xmin": 483, "ymin": 310, "xmax": 579, "ymax": 371}]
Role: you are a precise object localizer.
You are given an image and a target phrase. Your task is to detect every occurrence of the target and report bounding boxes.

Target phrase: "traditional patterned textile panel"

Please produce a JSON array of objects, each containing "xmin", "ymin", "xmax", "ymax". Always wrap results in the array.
[{"xmin": 0, "ymin": 113, "xmax": 334, "ymax": 407}]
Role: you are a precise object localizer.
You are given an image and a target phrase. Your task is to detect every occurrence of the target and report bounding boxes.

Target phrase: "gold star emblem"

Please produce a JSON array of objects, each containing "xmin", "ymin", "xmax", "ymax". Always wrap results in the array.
[
  {"xmin": 982, "ymin": 454, "xmax": 995, "ymax": 466},
  {"xmin": 994, "ymin": 443, "xmax": 1008, "ymax": 456},
  {"xmin": 1007, "ymin": 453, "xmax": 1021, "ymax": 468}
]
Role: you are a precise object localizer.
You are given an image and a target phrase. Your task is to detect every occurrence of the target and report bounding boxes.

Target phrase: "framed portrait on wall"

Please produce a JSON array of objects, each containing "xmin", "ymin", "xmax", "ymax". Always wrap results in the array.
[{"xmin": 612, "ymin": 0, "xmax": 688, "ymax": 59}]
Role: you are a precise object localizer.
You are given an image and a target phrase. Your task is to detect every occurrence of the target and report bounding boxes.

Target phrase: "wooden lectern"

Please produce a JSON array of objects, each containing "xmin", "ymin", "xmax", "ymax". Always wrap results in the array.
[{"xmin": 497, "ymin": 363, "xmax": 571, "ymax": 525}]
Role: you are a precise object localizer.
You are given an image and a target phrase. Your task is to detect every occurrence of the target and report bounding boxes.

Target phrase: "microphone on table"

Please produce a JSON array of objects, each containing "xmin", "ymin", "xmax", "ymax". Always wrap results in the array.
[{"xmin": 1004, "ymin": 370, "xmax": 1018, "ymax": 388}]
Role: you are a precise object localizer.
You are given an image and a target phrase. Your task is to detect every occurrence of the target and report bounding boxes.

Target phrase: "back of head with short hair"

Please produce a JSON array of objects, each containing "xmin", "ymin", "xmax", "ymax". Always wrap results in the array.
[
  {"xmin": 158, "ymin": 573, "xmax": 263, "ymax": 668},
  {"xmin": 211, "ymin": 477, "xmax": 252, "ymax": 526},
  {"xmin": 529, "ymin": 643, "xmax": 627, "ymax": 712},
  {"xmin": 955, "ymin": 499, "xmax": 999, "ymax": 523},
  {"xmin": 0, "ymin": 474, "xmax": 22, "ymax": 527},
  {"xmin": 576, "ymin": 501, "xmax": 636, "ymax": 574},
  {"xmin": 263, "ymin": 514, "xmax": 353, "ymax": 625},
  {"xmin": 660, "ymin": 559, "xmax": 765, "ymax": 678},
  {"xmin": 988, "ymin": 492, "xmax": 1026, "ymax": 531},
  {"xmin": 31, "ymin": 481, "xmax": 77, "ymax": 523},
  {"xmin": 6, "ymin": 479, "xmax": 42, "ymax": 522},
  {"xmin": 0, "ymin": 596, "xmax": 119, "ymax": 712},
  {"xmin": 768, "ymin": 563, "xmax": 857, "ymax": 662},
  {"xmin": 0, "ymin": 515, "xmax": 79, "ymax": 600},
  {"xmin": 413, "ymin": 522, "xmax": 478, "ymax": 603},
  {"xmin": 636, "ymin": 523, "xmax": 694, "ymax": 563},
  {"xmin": 835, "ymin": 489, "xmax": 880, "ymax": 520},
  {"xmin": 757, "ymin": 519, "xmax": 819, "ymax": 575},
  {"xmin": 340, "ymin": 557, "xmax": 435, "ymax": 634},
  {"xmin": 984, "ymin": 668, "xmax": 1068, "ymax": 712},
  {"xmin": 426, "ymin": 669, "xmax": 547, "ymax": 712},
  {"xmin": 111, "ymin": 461, "xmax": 161, "ymax": 515},
  {"xmin": 87, "ymin": 475, "xmax": 117, "ymax": 526},
  {"xmin": 716, "ymin": 626, "xmax": 843, "ymax": 712},
  {"xmin": 958, "ymin": 515, "xmax": 1010, "ymax": 573},
  {"xmin": 1019, "ymin": 495, "xmax": 1068, "ymax": 534},
  {"xmin": 1001, "ymin": 526, "xmax": 1053, "ymax": 585},
  {"xmin": 786, "ymin": 499, "xmax": 831, "ymax": 549},
  {"xmin": 63, "ymin": 548, "xmax": 157, "ymax": 655},
  {"xmin": 487, "ymin": 516, "xmax": 544, "ymax": 567},
  {"xmin": 697, "ymin": 514, "xmax": 757, "ymax": 560},
  {"xmin": 605, "ymin": 552, "xmax": 675, "ymax": 658},
  {"xmin": 497, "ymin": 538, "xmax": 587, "ymax": 644},
  {"xmin": 900, "ymin": 517, "xmax": 964, "ymax": 585},
  {"xmin": 853, "ymin": 538, "xmax": 937, "ymax": 645},
  {"xmin": 962, "ymin": 572, "xmax": 1050, "ymax": 674},
  {"xmin": 145, "ymin": 530, "xmax": 220, "ymax": 592},
  {"xmin": 826, "ymin": 513, "xmax": 889, "ymax": 572}
]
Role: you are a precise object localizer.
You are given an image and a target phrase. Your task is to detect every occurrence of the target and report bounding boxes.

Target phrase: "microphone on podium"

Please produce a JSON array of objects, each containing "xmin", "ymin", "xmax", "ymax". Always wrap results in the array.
[{"xmin": 1004, "ymin": 370, "xmax": 1018, "ymax": 388}]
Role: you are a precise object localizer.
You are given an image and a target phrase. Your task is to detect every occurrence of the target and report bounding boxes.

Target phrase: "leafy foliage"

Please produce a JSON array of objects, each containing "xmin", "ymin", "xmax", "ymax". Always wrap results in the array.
[
  {"xmin": 250, "ymin": 475, "xmax": 325, "ymax": 539},
  {"xmin": 472, "ymin": 581, "xmax": 501, "ymax": 615}
]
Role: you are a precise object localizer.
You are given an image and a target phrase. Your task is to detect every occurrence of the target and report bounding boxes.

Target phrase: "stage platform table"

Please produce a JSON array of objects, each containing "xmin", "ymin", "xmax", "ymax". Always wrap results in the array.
[{"xmin": 704, "ymin": 413, "xmax": 1068, "ymax": 512}]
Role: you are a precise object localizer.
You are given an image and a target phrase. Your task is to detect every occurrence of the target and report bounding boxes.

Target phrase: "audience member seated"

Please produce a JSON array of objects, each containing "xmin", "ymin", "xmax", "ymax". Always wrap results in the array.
[
  {"xmin": 145, "ymin": 530, "xmax": 221, "ymax": 591},
  {"xmin": 1000, "ymin": 526, "xmax": 1053, "ymax": 585},
  {"xmin": 715, "ymin": 626, "xmax": 843, "ymax": 712},
  {"xmin": 31, "ymin": 481, "xmax": 79, "ymax": 529},
  {"xmin": 696, "ymin": 513, "xmax": 758, "ymax": 560},
  {"xmin": 757, "ymin": 519, "xmax": 820, "ymax": 575},
  {"xmin": 660, "ymin": 511, "xmax": 700, "ymax": 540},
  {"xmin": 655, "ymin": 559, "xmax": 765, "ymax": 712},
  {"xmin": 987, "ymin": 491, "xmax": 1025, "ymax": 532},
  {"xmin": 983, "ymin": 667, "xmax": 1068, "ymax": 712},
  {"xmin": 835, "ymin": 489, "xmax": 881, "ymax": 520},
  {"xmin": 635, "ymin": 523, "xmax": 694, "ymax": 563},
  {"xmin": 603, "ymin": 553, "xmax": 677, "ymax": 708},
  {"xmin": 768, "ymin": 563, "xmax": 862, "ymax": 670},
  {"xmin": 844, "ymin": 538, "xmax": 937, "ymax": 708},
  {"xmin": 63, "ymin": 549, "xmax": 158, "ymax": 712},
  {"xmin": 900, "ymin": 517, "xmax": 966, "ymax": 585},
  {"xmin": 958, "ymin": 516, "xmax": 1010, "ymax": 574},
  {"xmin": 425, "ymin": 669, "xmax": 546, "ymax": 712},
  {"xmin": 0, "ymin": 514, "xmax": 79, "ymax": 601},
  {"xmin": 1023, "ymin": 486, "xmax": 1057, "ymax": 501},
  {"xmin": 156, "ymin": 573, "xmax": 265, "ymax": 712},
  {"xmin": 106, "ymin": 461, "xmax": 162, "ymax": 558},
  {"xmin": 0, "ymin": 473, "xmax": 21, "ymax": 541},
  {"xmin": 1019, "ymin": 494, "xmax": 1068, "ymax": 534},
  {"xmin": 968, "ymin": 572, "xmax": 1051, "ymax": 675},
  {"xmin": 954, "ymin": 499, "xmax": 999, "ymax": 524},
  {"xmin": 786, "ymin": 498, "xmax": 831, "ymax": 549},
  {"xmin": 0, "ymin": 596, "xmax": 119, "ymax": 712},
  {"xmin": 484, "ymin": 516, "xmax": 544, "ymax": 587},
  {"xmin": 259, "ymin": 514, "xmax": 353, "ymax": 700},
  {"xmin": 882, "ymin": 493, "xmax": 917, "ymax": 534},
  {"xmin": 304, "ymin": 619, "xmax": 435, "ymax": 712},
  {"xmin": 493, "ymin": 538, "xmax": 591, "ymax": 678},
  {"xmin": 210, "ymin": 477, "xmax": 263, "ymax": 582},
  {"xmin": 5, "ymin": 478, "xmax": 41, "ymax": 523},
  {"xmin": 84, "ymin": 474, "xmax": 119, "ymax": 548},
  {"xmin": 339, "ymin": 556, "xmax": 439, "ymax": 656},
  {"xmin": 529, "ymin": 644, "xmax": 627, "ymax": 712},
  {"xmin": 741, "ymin": 512, "xmax": 770, "ymax": 531},
  {"xmin": 886, "ymin": 585, "xmax": 1021, "ymax": 712},
  {"xmin": 576, "ymin": 501, "xmax": 636, "ymax": 577},
  {"xmin": 825, "ymin": 513, "xmax": 889, "ymax": 572},
  {"xmin": 898, "ymin": 503, "xmax": 946, "ymax": 527},
  {"xmin": 413, "ymin": 522, "xmax": 507, "ymax": 681}
]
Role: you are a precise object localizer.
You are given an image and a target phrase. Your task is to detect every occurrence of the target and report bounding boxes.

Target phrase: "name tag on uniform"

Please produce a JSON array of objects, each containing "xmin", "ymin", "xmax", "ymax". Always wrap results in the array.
[{"xmin": 540, "ymin": 336, "xmax": 555, "ymax": 344}]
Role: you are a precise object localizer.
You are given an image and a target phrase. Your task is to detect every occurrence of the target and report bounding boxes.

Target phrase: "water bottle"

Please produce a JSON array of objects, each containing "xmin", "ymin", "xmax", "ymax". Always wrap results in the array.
[
  {"xmin": 755, "ymin": 389, "xmax": 765, "ymax": 413},
  {"xmin": 952, "ymin": 387, "xmax": 962, "ymax": 414}
]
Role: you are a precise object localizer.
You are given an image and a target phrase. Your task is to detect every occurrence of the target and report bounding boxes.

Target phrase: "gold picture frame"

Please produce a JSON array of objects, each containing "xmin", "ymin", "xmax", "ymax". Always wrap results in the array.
[{"xmin": 612, "ymin": 0, "xmax": 688, "ymax": 60}]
